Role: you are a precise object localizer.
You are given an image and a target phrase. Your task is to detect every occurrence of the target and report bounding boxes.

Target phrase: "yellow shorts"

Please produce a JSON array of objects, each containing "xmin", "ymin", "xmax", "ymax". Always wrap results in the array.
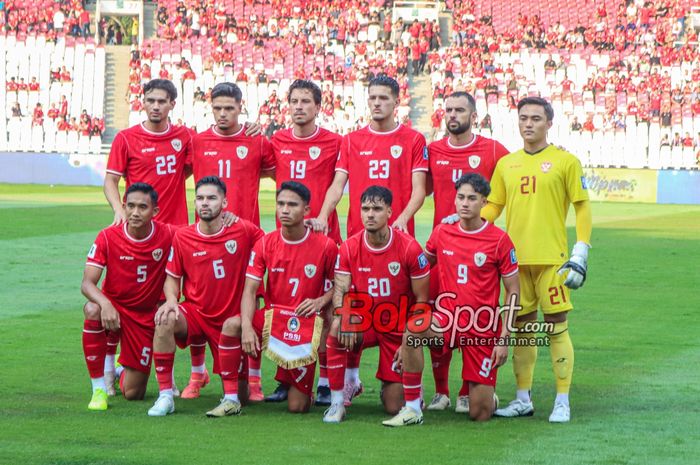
[{"xmin": 519, "ymin": 265, "xmax": 573, "ymax": 316}]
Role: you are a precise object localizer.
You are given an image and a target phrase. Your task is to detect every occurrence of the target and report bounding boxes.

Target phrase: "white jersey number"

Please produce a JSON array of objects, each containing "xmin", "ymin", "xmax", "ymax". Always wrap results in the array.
[
  {"xmin": 155, "ymin": 155, "xmax": 176, "ymax": 175},
  {"xmin": 369, "ymin": 160, "xmax": 389, "ymax": 179}
]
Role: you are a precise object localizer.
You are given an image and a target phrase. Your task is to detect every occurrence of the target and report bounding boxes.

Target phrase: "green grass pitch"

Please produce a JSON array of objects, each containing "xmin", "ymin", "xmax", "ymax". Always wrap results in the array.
[{"xmin": 0, "ymin": 183, "xmax": 698, "ymax": 465}]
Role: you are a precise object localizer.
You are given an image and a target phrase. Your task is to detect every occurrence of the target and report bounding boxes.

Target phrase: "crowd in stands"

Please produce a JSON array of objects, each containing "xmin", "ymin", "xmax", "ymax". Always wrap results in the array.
[
  {"xmin": 426, "ymin": 0, "xmax": 699, "ymax": 168},
  {"xmin": 128, "ymin": 0, "xmax": 449, "ymax": 135},
  {"xmin": 1, "ymin": 0, "xmax": 91, "ymax": 39}
]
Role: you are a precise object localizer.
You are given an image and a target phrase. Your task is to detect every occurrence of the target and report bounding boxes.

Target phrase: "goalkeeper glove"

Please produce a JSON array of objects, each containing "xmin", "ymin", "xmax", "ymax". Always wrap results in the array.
[
  {"xmin": 440, "ymin": 213, "xmax": 459, "ymax": 224},
  {"xmin": 558, "ymin": 241, "xmax": 589, "ymax": 289}
]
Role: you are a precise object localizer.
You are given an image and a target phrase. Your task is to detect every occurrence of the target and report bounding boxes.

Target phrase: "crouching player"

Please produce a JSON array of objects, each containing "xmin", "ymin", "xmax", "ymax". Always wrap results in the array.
[
  {"xmin": 323, "ymin": 186, "xmax": 431, "ymax": 426},
  {"xmin": 424, "ymin": 173, "xmax": 520, "ymax": 421},
  {"xmin": 239, "ymin": 181, "xmax": 337, "ymax": 413},
  {"xmin": 81, "ymin": 183, "xmax": 174, "ymax": 410},
  {"xmin": 147, "ymin": 176, "xmax": 264, "ymax": 417}
]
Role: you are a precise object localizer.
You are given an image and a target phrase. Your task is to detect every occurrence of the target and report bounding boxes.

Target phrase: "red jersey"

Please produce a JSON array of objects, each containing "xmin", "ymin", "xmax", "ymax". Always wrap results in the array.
[
  {"xmin": 271, "ymin": 126, "xmax": 343, "ymax": 243},
  {"xmin": 246, "ymin": 228, "xmax": 338, "ymax": 307},
  {"xmin": 337, "ymin": 228, "xmax": 430, "ymax": 335},
  {"xmin": 86, "ymin": 221, "xmax": 174, "ymax": 321},
  {"xmin": 166, "ymin": 221, "xmax": 264, "ymax": 326},
  {"xmin": 425, "ymin": 221, "xmax": 518, "ymax": 336},
  {"xmin": 192, "ymin": 126, "xmax": 275, "ymax": 226},
  {"xmin": 428, "ymin": 135, "xmax": 509, "ymax": 226},
  {"xmin": 107, "ymin": 123, "xmax": 193, "ymax": 226},
  {"xmin": 336, "ymin": 124, "xmax": 428, "ymax": 237}
]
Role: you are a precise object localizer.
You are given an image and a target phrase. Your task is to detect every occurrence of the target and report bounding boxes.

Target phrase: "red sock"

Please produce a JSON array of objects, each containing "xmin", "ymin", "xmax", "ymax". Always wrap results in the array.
[
  {"xmin": 326, "ymin": 335, "xmax": 347, "ymax": 391},
  {"xmin": 402, "ymin": 371, "xmax": 423, "ymax": 403},
  {"xmin": 346, "ymin": 348, "xmax": 361, "ymax": 370},
  {"xmin": 105, "ymin": 329, "xmax": 119, "ymax": 357},
  {"xmin": 189, "ymin": 340, "xmax": 207, "ymax": 375},
  {"xmin": 82, "ymin": 319, "xmax": 106, "ymax": 379},
  {"xmin": 318, "ymin": 351, "xmax": 328, "ymax": 380},
  {"xmin": 248, "ymin": 353, "xmax": 262, "ymax": 378},
  {"xmin": 458, "ymin": 381, "xmax": 470, "ymax": 397},
  {"xmin": 430, "ymin": 348, "xmax": 452, "ymax": 396},
  {"xmin": 218, "ymin": 334, "xmax": 242, "ymax": 396},
  {"xmin": 154, "ymin": 352, "xmax": 175, "ymax": 392}
]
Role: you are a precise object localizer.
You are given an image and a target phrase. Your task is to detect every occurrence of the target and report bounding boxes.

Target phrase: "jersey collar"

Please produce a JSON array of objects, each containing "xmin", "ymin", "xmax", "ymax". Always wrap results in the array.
[
  {"xmin": 123, "ymin": 221, "xmax": 156, "ymax": 242},
  {"xmin": 363, "ymin": 228, "xmax": 393, "ymax": 252},
  {"xmin": 457, "ymin": 220, "xmax": 489, "ymax": 235}
]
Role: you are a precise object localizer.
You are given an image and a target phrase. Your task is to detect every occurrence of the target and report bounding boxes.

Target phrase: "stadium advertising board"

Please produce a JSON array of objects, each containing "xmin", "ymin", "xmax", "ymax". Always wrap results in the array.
[
  {"xmin": 657, "ymin": 170, "xmax": 700, "ymax": 205},
  {"xmin": 583, "ymin": 168, "xmax": 658, "ymax": 203}
]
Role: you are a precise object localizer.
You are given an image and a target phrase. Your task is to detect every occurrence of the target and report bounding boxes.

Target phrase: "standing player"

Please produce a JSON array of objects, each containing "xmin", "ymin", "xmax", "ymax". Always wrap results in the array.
[
  {"xmin": 80, "ymin": 183, "xmax": 174, "ymax": 410},
  {"xmin": 269, "ymin": 79, "xmax": 343, "ymax": 404},
  {"xmin": 323, "ymin": 186, "xmax": 430, "ymax": 426},
  {"xmin": 426, "ymin": 91, "xmax": 510, "ymax": 413},
  {"xmin": 190, "ymin": 82, "xmax": 275, "ymax": 401},
  {"xmin": 147, "ymin": 176, "xmax": 264, "ymax": 417},
  {"xmin": 192, "ymin": 82, "xmax": 276, "ymax": 227},
  {"xmin": 425, "ymin": 173, "xmax": 520, "ymax": 421},
  {"xmin": 104, "ymin": 79, "xmax": 193, "ymax": 227},
  {"xmin": 239, "ymin": 181, "xmax": 338, "ymax": 413},
  {"xmin": 314, "ymin": 75, "xmax": 428, "ymax": 238},
  {"xmin": 312, "ymin": 76, "xmax": 428, "ymax": 400},
  {"xmin": 487, "ymin": 97, "xmax": 592, "ymax": 423}
]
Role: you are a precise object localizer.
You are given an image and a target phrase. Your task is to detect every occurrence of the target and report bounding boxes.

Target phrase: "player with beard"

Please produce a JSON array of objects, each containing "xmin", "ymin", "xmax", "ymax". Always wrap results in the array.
[
  {"xmin": 147, "ymin": 176, "xmax": 264, "ymax": 417},
  {"xmin": 425, "ymin": 92, "xmax": 510, "ymax": 413}
]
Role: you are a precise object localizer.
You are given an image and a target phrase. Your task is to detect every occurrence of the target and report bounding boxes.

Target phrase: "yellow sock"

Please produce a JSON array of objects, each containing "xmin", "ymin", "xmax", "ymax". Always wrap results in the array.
[
  {"xmin": 548, "ymin": 321, "xmax": 574, "ymax": 394},
  {"xmin": 512, "ymin": 320, "xmax": 537, "ymax": 391}
]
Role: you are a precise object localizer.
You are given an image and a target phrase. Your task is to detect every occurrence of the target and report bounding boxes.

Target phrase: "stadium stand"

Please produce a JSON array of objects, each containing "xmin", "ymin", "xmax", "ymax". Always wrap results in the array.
[
  {"xmin": 2, "ymin": 0, "xmax": 698, "ymax": 170},
  {"xmin": 2, "ymin": 31, "xmax": 105, "ymax": 153},
  {"xmin": 128, "ymin": 0, "xmax": 423, "ymax": 134},
  {"xmin": 432, "ymin": 0, "xmax": 699, "ymax": 169}
]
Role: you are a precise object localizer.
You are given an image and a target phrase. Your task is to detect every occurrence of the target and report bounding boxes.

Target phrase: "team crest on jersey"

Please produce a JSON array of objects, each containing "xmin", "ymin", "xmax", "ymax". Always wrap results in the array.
[
  {"xmin": 541, "ymin": 162, "xmax": 552, "ymax": 173},
  {"xmin": 236, "ymin": 146, "xmax": 248, "ymax": 159},
  {"xmin": 474, "ymin": 252, "xmax": 487, "ymax": 267},
  {"xmin": 171, "ymin": 138, "xmax": 182, "ymax": 151},
  {"xmin": 309, "ymin": 146, "xmax": 321, "ymax": 160},
  {"xmin": 152, "ymin": 248, "xmax": 163, "ymax": 261},
  {"xmin": 390, "ymin": 145, "xmax": 403, "ymax": 159},
  {"xmin": 469, "ymin": 155, "xmax": 481, "ymax": 169},
  {"xmin": 225, "ymin": 240, "xmax": 237, "ymax": 254},
  {"xmin": 287, "ymin": 316, "xmax": 300, "ymax": 333},
  {"xmin": 304, "ymin": 264, "xmax": 317, "ymax": 278},
  {"xmin": 388, "ymin": 261, "xmax": 401, "ymax": 276}
]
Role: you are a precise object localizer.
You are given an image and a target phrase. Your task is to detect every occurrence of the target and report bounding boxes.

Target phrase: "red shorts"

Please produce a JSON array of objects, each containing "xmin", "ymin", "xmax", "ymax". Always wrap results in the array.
[
  {"xmin": 177, "ymin": 303, "xmax": 228, "ymax": 374},
  {"xmin": 373, "ymin": 332, "xmax": 403, "ymax": 384},
  {"xmin": 115, "ymin": 305, "xmax": 155, "ymax": 374},
  {"xmin": 460, "ymin": 337, "xmax": 498, "ymax": 387}
]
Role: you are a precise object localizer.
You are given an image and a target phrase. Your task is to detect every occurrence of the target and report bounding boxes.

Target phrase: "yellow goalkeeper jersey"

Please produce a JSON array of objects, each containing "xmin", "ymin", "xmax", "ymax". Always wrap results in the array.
[{"xmin": 488, "ymin": 144, "xmax": 589, "ymax": 265}]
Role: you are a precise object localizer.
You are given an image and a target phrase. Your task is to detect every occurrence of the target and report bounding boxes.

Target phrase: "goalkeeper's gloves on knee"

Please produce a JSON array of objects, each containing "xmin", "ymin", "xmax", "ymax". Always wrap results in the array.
[{"xmin": 558, "ymin": 241, "xmax": 589, "ymax": 289}]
